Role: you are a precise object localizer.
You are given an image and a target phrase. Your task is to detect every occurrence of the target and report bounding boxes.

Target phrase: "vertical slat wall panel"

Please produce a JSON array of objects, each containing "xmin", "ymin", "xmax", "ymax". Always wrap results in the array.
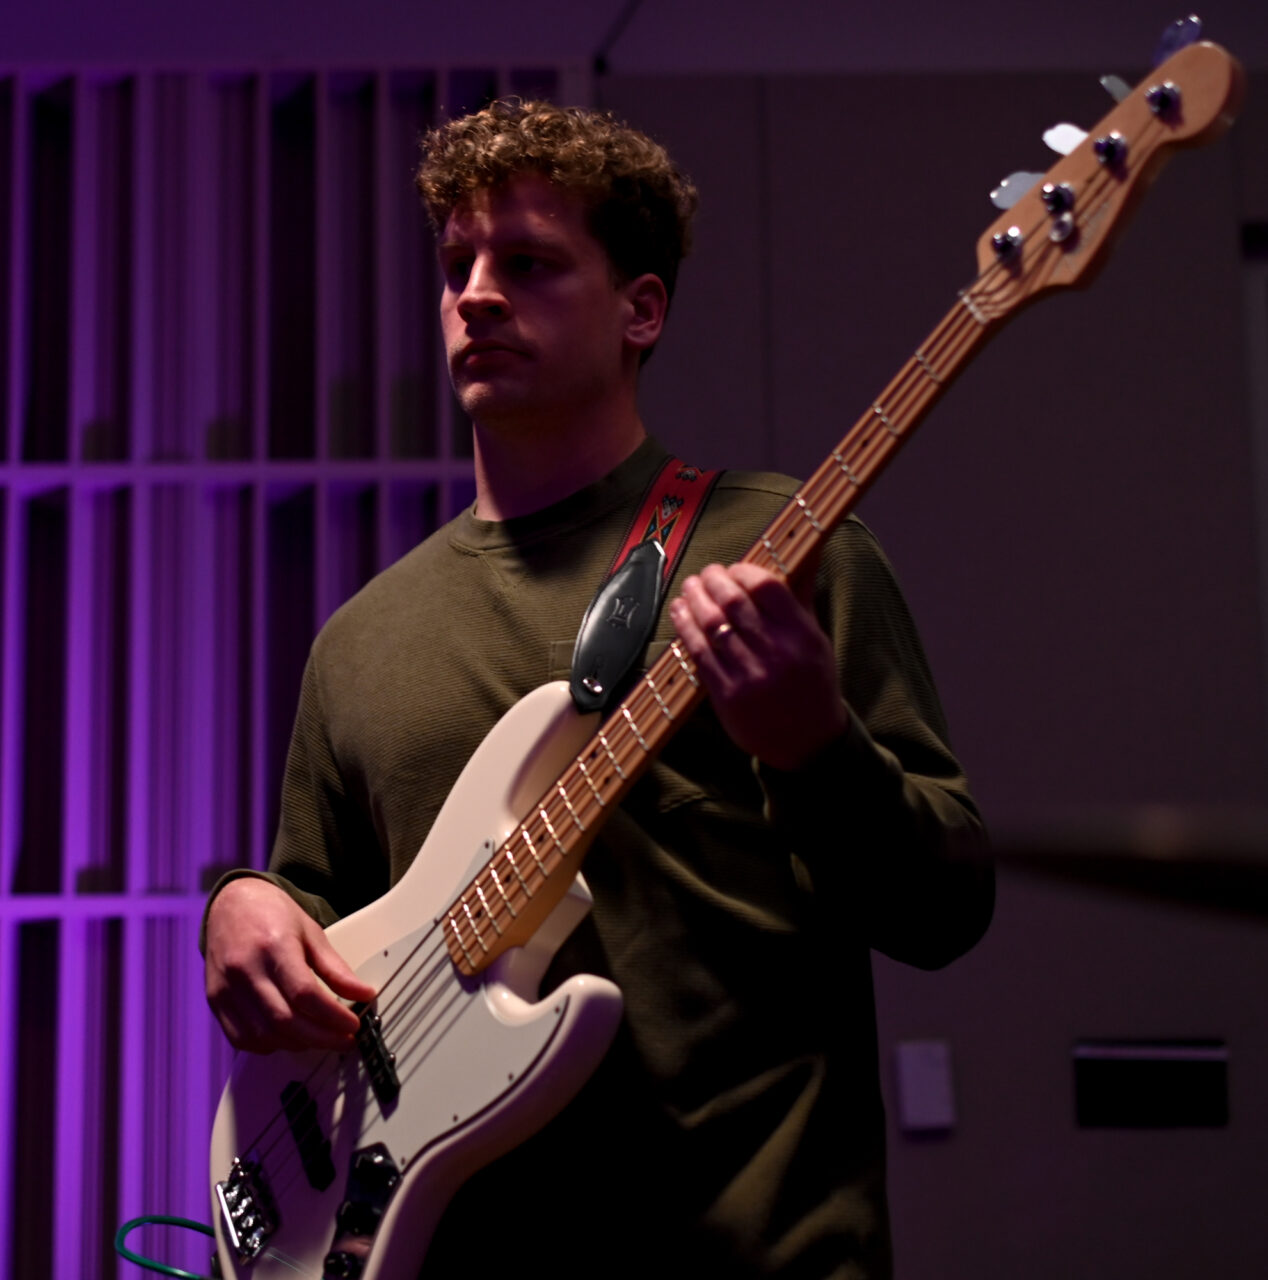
[
  {"xmin": 385, "ymin": 71, "xmax": 439, "ymax": 464},
  {"xmin": 0, "ymin": 79, "xmax": 13, "ymax": 460},
  {"xmin": 0, "ymin": 95, "xmax": 17, "ymax": 1275},
  {"xmin": 324, "ymin": 73, "xmax": 377, "ymax": 461},
  {"xmin": 151, "ymin": 74, "xmax": 195, "ymax": 462},
  {"xmin": 18, "ymin": 488, "xmax": 69, "ymax": 894},
  {"xmin": 0, "ymin": 904, "xmax": 13, "ymax": 1280},
  {"xmin": 13, "ymin": 920, "xmax": 58, "ymax": 1274},
  {"xmin": 24, "ymin": 77, "xmax": 72, "ymax": 462},
  {"xmin": 79, "ymin": 77, "xmax": 134, "ymax": 462},
  {"xmin": 0, "ymin": 61, "xmax": 585, "ymax": 1279},
  {"xmin": 205, "ymin": 76, "xmax": 258, "ymax": 461},
  {"xmin": 268, "ymin": 75, "xmax": 317, "ymax": 460}
]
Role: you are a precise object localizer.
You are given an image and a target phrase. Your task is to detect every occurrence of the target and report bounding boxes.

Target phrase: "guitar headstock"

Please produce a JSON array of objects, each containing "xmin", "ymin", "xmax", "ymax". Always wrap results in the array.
[{"xmin": 969, "ymin": 41, "xmax": 1245, "ymax": 323}]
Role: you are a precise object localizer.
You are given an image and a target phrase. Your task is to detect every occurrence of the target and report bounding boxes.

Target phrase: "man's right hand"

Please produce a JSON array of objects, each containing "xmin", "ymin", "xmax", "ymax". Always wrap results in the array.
[{"xmin": 205, "ymin": 877, "xmax": 377, "ymax": 1054}]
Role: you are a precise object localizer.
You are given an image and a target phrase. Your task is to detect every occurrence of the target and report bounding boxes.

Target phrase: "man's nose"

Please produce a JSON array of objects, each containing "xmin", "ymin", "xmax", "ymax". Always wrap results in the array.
[{"xmin": 457, "ymin": 257, "xmax": 508, "ymax": 320}]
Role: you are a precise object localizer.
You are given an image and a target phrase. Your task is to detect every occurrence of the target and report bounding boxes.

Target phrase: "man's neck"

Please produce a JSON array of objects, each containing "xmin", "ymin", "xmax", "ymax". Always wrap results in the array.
[{"xmin": 471, "ymin": 411, "xmax": 648, "ymax": 522}]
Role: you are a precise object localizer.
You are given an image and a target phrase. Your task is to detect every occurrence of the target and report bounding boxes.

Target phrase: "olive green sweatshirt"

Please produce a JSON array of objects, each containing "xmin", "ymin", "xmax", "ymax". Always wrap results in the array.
[{"xmin": 215, "ymin": 435, "xmax": 991, "ymax": 1278}]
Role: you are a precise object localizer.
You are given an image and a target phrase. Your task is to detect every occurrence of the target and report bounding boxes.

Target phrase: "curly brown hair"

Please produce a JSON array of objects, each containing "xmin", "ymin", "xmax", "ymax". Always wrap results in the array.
[{"xmin": 416, "ymin": 99, "xmax": 698, "ymax": 304}]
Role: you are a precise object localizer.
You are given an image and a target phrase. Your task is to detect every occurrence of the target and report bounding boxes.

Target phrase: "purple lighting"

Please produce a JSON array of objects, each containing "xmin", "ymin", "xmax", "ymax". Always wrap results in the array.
[{"xmin": 0, "ymin": 62, "xmax": 553, "ymax": 1278}]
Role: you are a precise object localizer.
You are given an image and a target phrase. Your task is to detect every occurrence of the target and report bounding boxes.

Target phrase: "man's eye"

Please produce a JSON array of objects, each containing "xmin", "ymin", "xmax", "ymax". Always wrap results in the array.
[
  {"xmin": 509, "ymin": 253, "xmax": 544, "ymax": 274},
  {"xmin": 442, "ymin": 257, "xmax": 472, "ymax": 285}
]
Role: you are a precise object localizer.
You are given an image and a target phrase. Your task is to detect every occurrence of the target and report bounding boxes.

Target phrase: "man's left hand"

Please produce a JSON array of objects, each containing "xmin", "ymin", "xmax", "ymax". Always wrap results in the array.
[{"xmin": 669, "ymin": 563, "xmax": 849, "ymax": 772}]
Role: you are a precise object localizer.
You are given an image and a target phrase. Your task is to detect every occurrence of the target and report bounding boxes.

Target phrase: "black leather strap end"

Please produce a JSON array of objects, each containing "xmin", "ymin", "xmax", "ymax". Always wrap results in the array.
[{"xmin": 569, "ymin": 539, "xmax": 666, "ymax": 715}]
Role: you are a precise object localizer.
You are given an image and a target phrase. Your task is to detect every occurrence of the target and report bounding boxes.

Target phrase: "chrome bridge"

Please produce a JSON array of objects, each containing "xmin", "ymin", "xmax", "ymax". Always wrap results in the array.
[{"xmin": 215, "ymin": 1156, "xmax": 277, "ymax": 1263}]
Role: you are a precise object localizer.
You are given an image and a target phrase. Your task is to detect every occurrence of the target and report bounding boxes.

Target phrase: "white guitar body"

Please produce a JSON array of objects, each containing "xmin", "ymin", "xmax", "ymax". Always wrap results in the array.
[{"xmin": 209, "ymin": 682, "xmax": 624, "ymax": 1279}]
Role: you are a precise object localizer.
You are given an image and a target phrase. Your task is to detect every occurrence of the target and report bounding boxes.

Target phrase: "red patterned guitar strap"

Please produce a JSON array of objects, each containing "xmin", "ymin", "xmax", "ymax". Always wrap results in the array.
[{"xmin": 569, "ymin": 456, "xmax": 721, "ymax": 714}]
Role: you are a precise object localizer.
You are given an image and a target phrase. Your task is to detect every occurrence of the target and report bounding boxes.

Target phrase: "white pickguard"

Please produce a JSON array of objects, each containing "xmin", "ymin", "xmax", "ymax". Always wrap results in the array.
[{"xmin": 209, "ymin": 682, "xmax": 624, "ymax": 1280}]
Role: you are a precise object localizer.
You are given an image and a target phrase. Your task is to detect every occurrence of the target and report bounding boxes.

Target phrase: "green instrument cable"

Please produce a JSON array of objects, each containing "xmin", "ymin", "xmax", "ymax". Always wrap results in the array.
[{"xmin": 114, "ymin": 1215, "xmax": 217, "ymax": 1280}]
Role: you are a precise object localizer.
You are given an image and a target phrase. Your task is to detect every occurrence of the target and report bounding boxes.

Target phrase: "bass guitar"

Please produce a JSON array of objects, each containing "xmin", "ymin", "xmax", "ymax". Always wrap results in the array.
[{"xmin": 210, "ymin": 36, "xmax": 1244, "ymax": 1280}]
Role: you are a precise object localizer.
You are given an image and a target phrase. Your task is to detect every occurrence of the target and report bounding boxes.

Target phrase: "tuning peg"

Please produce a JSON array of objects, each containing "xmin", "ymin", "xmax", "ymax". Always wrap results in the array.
[
  {"xmin": 989, "ymin": 171, "xmax": 1044, "ymax": 210},
  {"xmin": 1153, "ymin": 14, "xmax": 1202, "ymax": 67},
  {"xmin": 1042, "ymin": 123, "xmax": 1088, "ymax": 156},
  {"xmin": 1100, "ymin": 74, "xmax": 1131, "ymax": 103}
]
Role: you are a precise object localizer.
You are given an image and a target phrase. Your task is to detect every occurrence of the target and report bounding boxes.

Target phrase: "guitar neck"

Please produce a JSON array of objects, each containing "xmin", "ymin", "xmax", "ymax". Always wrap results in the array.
[
  {"xmin": 444, "ymin": 29, "xmax": 1251, "ymax": 971},
  {"xmin": 744, "ymin": 295, "xmax": 993, "ymax": 578},
  {"xmin": 443, "ymin": 296, "xmax": 993, "ymax": 975}
]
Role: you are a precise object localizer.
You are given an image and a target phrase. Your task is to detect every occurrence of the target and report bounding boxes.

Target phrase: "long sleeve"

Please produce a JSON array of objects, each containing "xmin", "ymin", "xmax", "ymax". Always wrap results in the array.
[
  {"xmin": 201, "ymin": 647, "xmax": 389, "ymax": 946},
  {"xmin": 757, "ymin": 518, "xmax": 993, "ymax": 969}
]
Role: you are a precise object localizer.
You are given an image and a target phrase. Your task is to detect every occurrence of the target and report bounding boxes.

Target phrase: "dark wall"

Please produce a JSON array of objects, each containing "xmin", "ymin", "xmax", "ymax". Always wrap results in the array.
[
  {"xmin": 610, "ymin": 68, "xmax": 1267, "ymax": 817},
  {"xmin": 605, "ymin": 69, "xmax": 1268, "ymax": 1276}
]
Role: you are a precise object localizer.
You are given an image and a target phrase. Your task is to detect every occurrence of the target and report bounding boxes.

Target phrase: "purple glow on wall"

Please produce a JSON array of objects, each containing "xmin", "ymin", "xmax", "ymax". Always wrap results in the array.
[{"xmin": 0, "ymin": 62, "xmax": 561, "ymax": 1278}]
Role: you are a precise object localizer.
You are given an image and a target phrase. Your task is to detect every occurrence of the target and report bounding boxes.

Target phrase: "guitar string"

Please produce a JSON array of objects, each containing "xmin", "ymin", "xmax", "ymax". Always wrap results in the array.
[
  {"xmin": 785, "ymin": 114, "xmax": 1171, "ymax": 547},
  {"xmin": 234, "ymin": 930, "xmax": 456, "ymax": 1181},
  {"xmin": 244, "ymin": 115, "xmax": 1187, "ymax": 1262},
  {"xmin": 244, "ymin": 640, "xmax": 720, "ymax": 1177},
  {"xmin": 447, "ymin": 120, "xmax": 1167, "ymax": 952},
  {"xmin": 433, "ymin": 227, "xmax": 1053, "ymax": 958},
  {"xmin": 440, "ymin": 201, "xmax": 1065, "ymax": 958},
  {"xmin": 436, "ymin": 149, "xmax": 1147, "ymax": 951},
  {"xmin": 276, "ymin": 125, "xmax": 1155, "ymax": 1173},
  {"xmin": 238, "ymin": 145, "xmax": 1122, "ymax": 1171},
  {"xmin": 438, "ymin": 288, "xmax": 999, "ymax": 946},
  {"xmin": 365, "ymin": 101, "xmax": 1174, "ymax": 1122},
  {"xmin": 226, "ymin": 111, "xmax": 1167, "ymax": 1224},
  {"xmin": 444, "ymin": 100, "xmax": 1176, "ymax": 955}
]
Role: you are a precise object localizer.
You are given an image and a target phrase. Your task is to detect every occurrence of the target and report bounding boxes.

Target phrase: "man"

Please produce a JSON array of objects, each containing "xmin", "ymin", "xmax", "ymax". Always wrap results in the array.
[{"xmin": 205, "ymin": 99, "xmax": 992, "ymax": 1277}]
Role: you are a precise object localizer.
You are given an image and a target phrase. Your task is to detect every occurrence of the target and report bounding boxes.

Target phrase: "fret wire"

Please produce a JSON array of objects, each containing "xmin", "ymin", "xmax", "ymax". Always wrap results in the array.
[
  {"xmin": 794, "ymin": 494, "xmax": 823, "ymax": 532},
  {"xmin": 871, "ymin": 403, "xmax": 899, "ymax": 437},
  {"xmin": 519, "ymin": 828, "xmax": 548, "ymax": 891},
  {"xmin": 793, "ymin": 310, "xmax": 985, "ymax": 539},
  {"xmin": 597, "ymin": 730, "xmax": 628, "ymax": 779},
  {"xmin": 539, "ymin": 807, "xmax": 566, "ymax": 859},
  {"xmin": 656, "ymin": 651, "xmax": 702, "ymax": 713},
  {"xmin": 621, "ymin": 705, "xmax": 651, "ymax": 752},
  {"xmin": 472, "ymin": 883, "xmax": 503, "ymax": 936},
  {"xmin": 645, "ymin": 671, "xmax": 674, "ymax": 722},
  {"xmin": 760, "ymin": 535, "xmax": 791, "ymax": 577},
  {"xmin": 620, "ymin": 685, "xmax": 668, "ymax": 743},
  {"xmin": 576, "ymin": 756, "xmax": 607, "ymax": 806},
  {"xmin": 505, "ymin": 841, "xmax": 532, "ymax": 891},
  {"xmin": 489, "ymin": 864, "xmax": 517, "ymax": 919},
  {"xmin": 460, "ymin": 899, "xmax": 490, "ymax": 951},
  {"xmin": 830, "ymin": 449, "xmax": 861, "ymax": 489},
  {"xmin": 563, "ymin": 762, "xmax": 605, "ymax": 820},
  {"xmin": 792, "ymin": 367, "xmax": 923, "ymax": 543},
  {"xmin": 668, "ymin": 640, "xmax": 700, "ymax": 687},
  {"xmin": 599, "ymin": 721, "xmax": 642, "ymax": 778},
  {"xmin": 447, "ymin": 915, "xmax": 477, "ymax": 967},
  {"xmin": 556, "ymin": 781, "xmax": 586, "ymax": 833},
  {"xmin": 879, "ymin": 358, "xmax": 935, "ymax": 425}
]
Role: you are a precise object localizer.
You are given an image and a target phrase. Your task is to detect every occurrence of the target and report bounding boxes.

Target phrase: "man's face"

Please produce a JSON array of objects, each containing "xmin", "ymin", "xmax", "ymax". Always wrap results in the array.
[{"xmin": 438, "ymin": 174, "xmax": 639, "ymax": 431}]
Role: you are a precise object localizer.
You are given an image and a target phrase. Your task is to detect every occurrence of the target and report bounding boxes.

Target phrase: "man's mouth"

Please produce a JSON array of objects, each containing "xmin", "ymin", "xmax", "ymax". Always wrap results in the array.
[{"xmin": 456, "ymin": 339, "xmax": 527, "ymax": 364}]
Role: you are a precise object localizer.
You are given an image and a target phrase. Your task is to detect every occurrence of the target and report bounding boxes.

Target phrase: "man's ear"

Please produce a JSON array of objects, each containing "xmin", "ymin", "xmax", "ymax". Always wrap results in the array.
[{"xmin": 622, "ymin": 273, "xmax": 668, "ymax": 354}]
